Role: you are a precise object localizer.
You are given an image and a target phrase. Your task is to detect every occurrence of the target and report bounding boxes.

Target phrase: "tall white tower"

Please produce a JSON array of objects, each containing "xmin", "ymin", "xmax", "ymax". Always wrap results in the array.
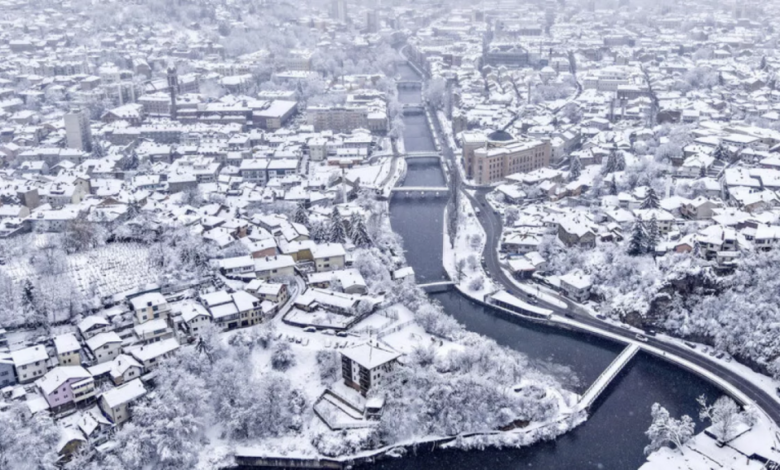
[{"xmin": 64, "ymin": 108, "xmax": 92, "ymax": 153}]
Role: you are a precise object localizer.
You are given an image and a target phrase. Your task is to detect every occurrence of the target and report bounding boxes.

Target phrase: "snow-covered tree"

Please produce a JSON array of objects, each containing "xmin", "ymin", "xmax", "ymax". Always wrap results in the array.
[
  {"xmin": 454, "ymin": 258, "xmax": 467, "ymax": 282},
  {"xmin": 310, "ymin": 220, "xmax": 328, "ymax": 242},
  {"xmin": 627, "ymin": 220, "xmax": 646, "ymax": 256},
  {"xmin": 641, "ymin": 187, "xmax": 660, "ymax": 209},
  {"xmin": 328, "ymin": 208, "xmax": 347, "ymax": 244},
  {"xmin": 424, "ymin": 77, "xmax": 447, "ymax": 109},
  {"xmin": 114, "ymin": 359, "xmax": 209, "ymax": 470},
  {"xmin": 712, "ymin": 144, "xmax": 728, "ymax": 162},
  {"xmin": 602, "ymin": 150, "xmax": 618, "ymax": 174},
  {"xmin": 608, "ymin": 177, "xmax": 618, "ymax": 196},
  {"xmin": 569, "ymin": 155, "xmax": 582, "ymax": 181},
  {"xmin": 615, "ymin": 150, "xmax": 626, "ymax": 172},
  {"xmin": 350, "ymin": 215, "xmax": 372, "ymax": 248},
  {"xmin": 293, "ymin": 202, "xmax": 309, "ymax": 227},
  {"xmin": 644, "ymin": 403, "xmax": 695, "ymax": 455},
  {"xmin": 0, "ymin": 403, "xmax": 60, "ymax": 470},
  {"xmin": 348, "ymin": 211, "xmax": 362, "ymax": 240},
  {"xmin": 644, "ymin": 216, "xmax": 659, "ymax": 254},
  {"xmin": 505, "ymin": 207, "xmax": 520, "ymax": 226},
  {"xmin": 271, "ymin": 342, "xmax": 296, "ymax": 371},
  {"xmin": 697, "ymin": 395, "xmax": 741, "ymax": 444},
  {"xmin": 63, "ymin": 218, "xmax": 106, "ymax": 253}
]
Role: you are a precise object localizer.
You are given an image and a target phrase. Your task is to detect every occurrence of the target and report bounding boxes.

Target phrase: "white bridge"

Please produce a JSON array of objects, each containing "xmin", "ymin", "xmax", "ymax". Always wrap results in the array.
[
  {"xmin": 577, "ymin": 343, "xmax": 640, "ymax": 411},
  {"xmin": 417, "ymin": 281, "xmax": 456, "ymax": 293},
  {"xmin": 405, "ymin": 151, "xmax": 441, "ymax": 159},
  {"xmin": 402, "ymin": 104, "xmax": 425, "ymax": 115},
  {"xmin": 390, "ymin": 186, "xmax": 449, "ymax": 197},
  {"xmin": 397, "ymin": 80, "xmax": 423, "ymax": 89}
]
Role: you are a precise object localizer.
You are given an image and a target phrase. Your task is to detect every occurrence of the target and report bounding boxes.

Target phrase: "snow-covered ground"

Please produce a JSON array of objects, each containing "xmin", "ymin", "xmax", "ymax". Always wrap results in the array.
[
  {"xmin": 442, "ymin": 193, "xmax": 499, "ymax": 298},
  {"xmin": 641, "ymin": 413, "xmax": 780, "ymax": 470},
  {"xmin": 219, "ymin": 299, "xmax": 582, "ymax": 461},
  {"xmin": 3, "ymin": 240, "xmax": 156, "ymax": 302}
]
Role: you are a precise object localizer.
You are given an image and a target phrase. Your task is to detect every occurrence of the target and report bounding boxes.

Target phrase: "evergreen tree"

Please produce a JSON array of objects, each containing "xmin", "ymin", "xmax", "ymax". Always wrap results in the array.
[
  {"xmin": 293, "ymin": 202, "xmax": 309, "ymax": 227},
  {"xmin": 627, "ymin": 220, "xmax": 645, "ymax": 256},
  {"xmin": 602, "ymin": 150, "xmax": 617, "ymax": 175},
  {"xmin": 348, "ymin": 211, "xmax": 362, "ymax": 239},
  {"xmin": 713, "ymin": 144, "xmax": 726, "ymax": 161},
  {"xmin": 644, "ymin": 216, "xmax": 659, "ymax": 254},
  {"xmin": 310, "ymin": 221, "xmax": 328, "ymax": 242},
  {"xmin": 641, "ymin": 187, "xmax": 660, "ymax": 209},
  {"xmin": 328, "ymin": 208, "xmax": 347, "ymax": 244},
  {"xmin": 351, "ymin": 216, "xmax": 372, "ymax": 247},
  {"xmin": 569, "ymin": 155, "xmax": 582, "ymax": 182},
  {"xmin": 92, "ymin": 138, "xmax": 105, "ymax": 158},
  {"xmin": 22, "ymin": 279, "xmax": 35, "ymax": 311},
  {"xmin": 615, "ymin": 150, "xmax": 626, "ymax": 172},
  {"xmin": 692, "ymin": 239, "xmax": 701, "ymax": 258}
]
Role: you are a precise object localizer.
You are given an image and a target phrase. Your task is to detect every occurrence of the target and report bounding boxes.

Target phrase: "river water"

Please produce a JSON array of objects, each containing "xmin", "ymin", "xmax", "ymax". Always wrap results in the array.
[{"xmin": 362, "ymin": 62, "xmax": 723, "ymax": 470}]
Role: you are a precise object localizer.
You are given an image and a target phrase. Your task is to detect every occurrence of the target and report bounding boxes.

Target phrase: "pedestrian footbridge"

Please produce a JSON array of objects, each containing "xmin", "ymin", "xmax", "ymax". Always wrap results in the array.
[{"xmin": 577, "ymin": 343, "xmax": 640, "ymax": 411}]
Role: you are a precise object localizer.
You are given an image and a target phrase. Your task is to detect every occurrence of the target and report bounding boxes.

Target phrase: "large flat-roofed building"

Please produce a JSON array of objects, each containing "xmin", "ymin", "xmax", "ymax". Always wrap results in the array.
[
  {"xmin": 472, "ymin": 137, "xmax": 551, "ymax": 185},
  {"xmin": 307, "ymin": 94, "xmax": 388, "ymax": 134},
  {"xmin": 252, "ymin": 100, "xmax": 298, "ymax": 130},
  {"xmin": 483, "ymin": 43, "xmax": 530, "ymax": 68}
]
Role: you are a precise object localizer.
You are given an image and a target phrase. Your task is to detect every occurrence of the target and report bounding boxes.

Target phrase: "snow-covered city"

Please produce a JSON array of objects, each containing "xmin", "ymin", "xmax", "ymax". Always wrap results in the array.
[{"xmin": 1, "ymin": 0, "xmax": 780, "ymax": 469}]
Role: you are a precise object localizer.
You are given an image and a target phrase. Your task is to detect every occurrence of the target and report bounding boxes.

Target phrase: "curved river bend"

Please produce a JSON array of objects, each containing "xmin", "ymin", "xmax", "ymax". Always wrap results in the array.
[{"xmin": 362, "ymin": 63, "xmax": 723, "ymax": 470}]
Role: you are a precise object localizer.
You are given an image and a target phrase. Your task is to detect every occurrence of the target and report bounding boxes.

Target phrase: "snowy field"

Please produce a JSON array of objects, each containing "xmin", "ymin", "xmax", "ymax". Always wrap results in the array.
[{"xmin": 2, "ymin": 241, "xmax": 157, "ymax": 302}]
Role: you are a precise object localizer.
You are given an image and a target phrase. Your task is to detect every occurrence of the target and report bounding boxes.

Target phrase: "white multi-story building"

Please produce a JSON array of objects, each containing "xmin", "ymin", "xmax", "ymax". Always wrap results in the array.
[
  {"xmin": 11, "ymin": 345, "xmax": 49, "ymax": 384},
  {"xmin": 64, "ymin": 109, "xmax": 92, "ymax": 152}
]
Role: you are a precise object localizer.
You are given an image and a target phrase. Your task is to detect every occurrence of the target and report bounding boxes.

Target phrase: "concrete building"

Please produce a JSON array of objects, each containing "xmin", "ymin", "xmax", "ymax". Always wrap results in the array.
[
  {"xmin": 37, "ymin": 366, "xmax": 95, "ymax": 413},
  {"xmin": 483, "ymin": 43, "xmax": 530, "ymax": 68},
  {"xmin": 0, "ymin": 353, "xmax": 15, "ymax": 388},
  {"xmin": 64, "ymin": 109, "xmax": 92, "ymax": 153},
  {"xmin": 129, "ymin": 292, "xmax": 171, "ymax": 324},
  {"xmin": 99, "ymin": 378, "xmax": 147, "ymax": 424},
  {"xmin": 11, "ymin": 345, "xmax": 49, "ymax": 384},
  {"xmin": 54, "ymin": 333, "xmax": 82, "ymax": 366},
  {"xmin": 331, "ymin": 0, "xmax": 346, "ymax": 22},
  {"xmin": 341, "ymin": 342, "xmax": 401, "ymax": 396},
  {"xmin": 472, "ymin": 134, "xmax": 551, "ymax": 185}
]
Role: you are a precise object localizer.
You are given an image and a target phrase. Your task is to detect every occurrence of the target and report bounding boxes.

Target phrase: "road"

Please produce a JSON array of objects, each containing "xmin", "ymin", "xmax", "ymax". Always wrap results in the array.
[{"xmin": 467, "ymin": 188, "xmax": 780, "ymax": 426}]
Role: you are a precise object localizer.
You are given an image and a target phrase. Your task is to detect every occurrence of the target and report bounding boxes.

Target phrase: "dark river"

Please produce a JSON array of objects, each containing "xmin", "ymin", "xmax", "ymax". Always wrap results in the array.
[{"xmin": 365, "ymin": 62, "xmax": 723, "ymax": 470}]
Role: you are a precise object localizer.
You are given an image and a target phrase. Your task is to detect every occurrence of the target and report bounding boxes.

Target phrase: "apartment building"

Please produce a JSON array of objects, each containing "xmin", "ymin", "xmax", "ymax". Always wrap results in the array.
[{"xmin": 470, "ymin": 134, "xmax": 551, "ymax": 185}]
